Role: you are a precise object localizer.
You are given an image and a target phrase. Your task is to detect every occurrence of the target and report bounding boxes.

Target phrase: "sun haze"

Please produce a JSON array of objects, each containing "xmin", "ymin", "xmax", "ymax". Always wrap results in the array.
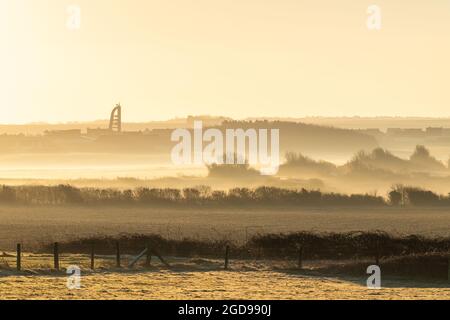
[{"xmin": 1, "ymin": 0, "xmax": 450, "ymax": 123}]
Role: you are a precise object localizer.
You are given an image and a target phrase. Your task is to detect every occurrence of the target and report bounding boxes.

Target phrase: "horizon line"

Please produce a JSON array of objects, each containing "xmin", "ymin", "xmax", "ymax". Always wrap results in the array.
[{"xmin": 3, "ymin": 115, "xmax": 450, "ymax": 126}]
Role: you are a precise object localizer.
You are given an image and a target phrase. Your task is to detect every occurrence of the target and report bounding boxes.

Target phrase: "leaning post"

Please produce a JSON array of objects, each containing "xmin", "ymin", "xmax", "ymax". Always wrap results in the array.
[
  {"xmin": 116, "ymin": 241, "xmax": 121, "ymax": 268},
  {"xmin": 54, "ymin": 242, "xmax": 60, "ymax": 271},
  {"xmin": 16, "ymin": 243, "xmax": 21, "ymax": 271},
  {"xmin": 224, "ymin": 245, "xmax": 230, "ymax": 270}
]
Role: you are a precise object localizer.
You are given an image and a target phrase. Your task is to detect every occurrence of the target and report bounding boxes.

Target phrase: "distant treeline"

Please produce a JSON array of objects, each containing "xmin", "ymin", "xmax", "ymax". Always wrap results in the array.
[
  {"xmin": 388, "ymin": 185, "xmax": 450, "ymax": 206},
  {"xmin": 0, "ymin": 185, "xmax": 383, "ymax": 206},
  {"xmin": 1, "ymin": 184, "xmax": 450, "ymax": 207}
]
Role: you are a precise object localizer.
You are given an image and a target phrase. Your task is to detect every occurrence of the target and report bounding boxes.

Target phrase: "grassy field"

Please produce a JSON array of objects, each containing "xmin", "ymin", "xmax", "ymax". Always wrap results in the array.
[
  {"xmin": 0, "ymin": 254, "xmax": 449, "ymax": 300},
  {"xmin": 0, "ymin": 205, "xmax": 448, "ymax": 300},
  {"xmin": 0, "ymin": 205, "xmax": 448, "ymax": 251},
  {"xmin": 0, "ymin": 189, "xmax": 447, "ymax": 300},
  {"xmin": 1, "ymin": 271, "xmax": 449, "ymax": 300}
]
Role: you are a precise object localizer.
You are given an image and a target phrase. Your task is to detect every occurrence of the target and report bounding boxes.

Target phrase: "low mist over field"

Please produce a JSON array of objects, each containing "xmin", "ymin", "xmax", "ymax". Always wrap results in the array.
[{"xmin": 1, "ymin": 117, "xmax": 450, "ymax": 194}]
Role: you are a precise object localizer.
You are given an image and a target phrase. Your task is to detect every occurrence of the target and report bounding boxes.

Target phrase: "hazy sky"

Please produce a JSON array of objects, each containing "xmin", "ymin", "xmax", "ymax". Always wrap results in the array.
[{"xmin": 1, "ymin": 0, "xmax": 450, "ymax": 123}]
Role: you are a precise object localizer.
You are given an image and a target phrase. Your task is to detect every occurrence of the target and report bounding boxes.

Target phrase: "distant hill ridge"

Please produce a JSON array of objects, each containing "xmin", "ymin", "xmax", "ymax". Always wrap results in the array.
[
  {"xmin": 0, "ymin": 119, "xmax": 377, "ymax": 155},
  {"xmin": 4, "ymin": 115, "xmax": 450, "ymax": 134}
]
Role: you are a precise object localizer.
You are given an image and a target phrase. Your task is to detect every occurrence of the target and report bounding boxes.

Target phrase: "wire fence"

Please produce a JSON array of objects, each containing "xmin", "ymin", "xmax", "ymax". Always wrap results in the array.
[{"xmin": 1, "ymin": 235, "xmax": 449, "ymax": 281}]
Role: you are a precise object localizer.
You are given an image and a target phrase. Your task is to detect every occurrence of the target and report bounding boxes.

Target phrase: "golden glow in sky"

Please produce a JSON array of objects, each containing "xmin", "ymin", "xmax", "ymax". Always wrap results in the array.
[{"xmin": 1, "ymin": 0, "xmax": 450, "ymax": 123}]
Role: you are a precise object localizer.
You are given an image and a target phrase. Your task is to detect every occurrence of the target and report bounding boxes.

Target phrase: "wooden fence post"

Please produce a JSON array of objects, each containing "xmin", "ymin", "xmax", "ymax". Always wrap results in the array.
[
  {"xmin": 298, "ymin": 245, "xmax": 304, "ymax": 269},
  {"xmin": 90, "ymin": 243, "xmax": 95, "ymax": 270},
  {"xmin": 116, "ymin": 241, "xmax": 121, "ymax": 268},
  {"xmin": 448, "ymin": 256, "xmax": 450, "ymax": 283},
  {"xmin": 53, "ymin": 242, "xmax": 59, "ymax": 271},
  {"xmin": 375, "ymin": 240, "xmax": 380, "ymax": 266},
  {"xmin": 16, "ymin": 243, "xmax": 21, "ymax": 271},
  {"xmin": 224, "ymin": 245, "xmax": 230, "ymax": 270},
  {"xmin": 145, "ymin": 243, "xmax": 151, "ymax": 267}
]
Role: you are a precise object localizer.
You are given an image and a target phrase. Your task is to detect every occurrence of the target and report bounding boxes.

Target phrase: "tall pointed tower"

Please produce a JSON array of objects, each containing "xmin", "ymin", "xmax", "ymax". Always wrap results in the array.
[{"xmin": 109, "ymin": 104, "xmax": 122, "ymax": 133}]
